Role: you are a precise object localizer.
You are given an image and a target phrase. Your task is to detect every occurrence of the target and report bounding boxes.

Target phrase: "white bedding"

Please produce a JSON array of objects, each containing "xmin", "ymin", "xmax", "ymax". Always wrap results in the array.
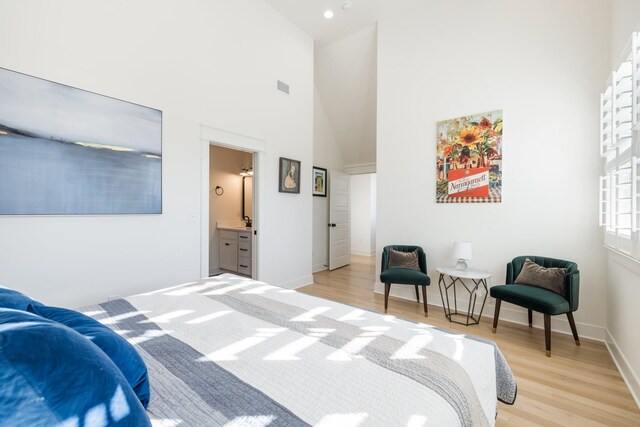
[{"xmin": 84, "ymin": 274, "xmax": 516, "ymax": 427}]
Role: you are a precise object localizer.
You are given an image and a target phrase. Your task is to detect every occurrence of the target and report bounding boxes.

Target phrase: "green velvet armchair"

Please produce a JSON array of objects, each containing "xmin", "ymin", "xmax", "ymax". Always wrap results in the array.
[
  {"xmin": 380, "ymin": 245, "xmax": 431, "ymax": 316},
  {"xmin": 490, "ymin": 256, "xmax": 580, "ymax": 357}
]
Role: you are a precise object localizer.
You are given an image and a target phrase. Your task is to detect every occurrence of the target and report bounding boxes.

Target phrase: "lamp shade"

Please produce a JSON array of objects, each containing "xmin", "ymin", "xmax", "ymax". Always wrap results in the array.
[{"xmin": 452, "ymin": 241, "xmax": 472, "ymax": 260}]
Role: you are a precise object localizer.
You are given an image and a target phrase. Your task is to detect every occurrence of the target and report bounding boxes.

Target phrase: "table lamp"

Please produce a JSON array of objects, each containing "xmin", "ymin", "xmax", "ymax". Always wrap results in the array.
[{"xmin": 453, "ymin": 241, "xmax": 472, "ymax": 270}]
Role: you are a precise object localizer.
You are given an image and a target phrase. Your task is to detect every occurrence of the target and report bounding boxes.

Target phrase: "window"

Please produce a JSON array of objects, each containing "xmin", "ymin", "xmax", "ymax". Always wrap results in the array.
[{"xmin": 600, "ymin": 31, "xmax": 640, "ymax": 259}]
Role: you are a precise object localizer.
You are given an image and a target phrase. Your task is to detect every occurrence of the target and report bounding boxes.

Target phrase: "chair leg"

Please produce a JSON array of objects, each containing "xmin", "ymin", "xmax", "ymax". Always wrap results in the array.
[
  {"xmin": 528, "ymin": 309, "xmax": 533, "ymax": 327},
  {"xmin": 544, "ymin": 314, "xmax": 551, "ymax": 357},
  {"xmin": 492, "ymin": 299, "xmax": 501, "ymax": 333},
  {"xmin": 422, "ymin": 285, "xmax": 428, "ymax": 317},
  {"xmin": 414, "ymin": 285, "xmax": 420, "ymax": 303},
  {"xmin": 567, "ymin": 312, "xmax": 580, "ymax": 346},
  {"xmin": 384, "ymin": 283, "xmax": 390, "ymax": 312}
]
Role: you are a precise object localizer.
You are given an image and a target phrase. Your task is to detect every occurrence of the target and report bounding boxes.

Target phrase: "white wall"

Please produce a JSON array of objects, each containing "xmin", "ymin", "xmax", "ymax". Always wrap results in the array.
[
  {"xmin": 209, "ymin": 146, "xmax": 252, "ymax": 274},
  {"xmin": 606, "ymin": 0, "xmax": 640, "ymax": 407},
  {"xmin": 0, "ymin": 0, "xmax": 313, "ymax": 306},
  {"xmin": 315, "ymin": 24, "xmax": 377, "ymax": 168},
  {"xmin": 376, "ymin": 0, "xmax": 610, "ymax": 340},
  {"xmin": 312, "ymin": 86, "xmax": 344, "ymax": 272},
  {"xmin": 350, "ymin": 174, "xmax": 376, "ymax": 256}
]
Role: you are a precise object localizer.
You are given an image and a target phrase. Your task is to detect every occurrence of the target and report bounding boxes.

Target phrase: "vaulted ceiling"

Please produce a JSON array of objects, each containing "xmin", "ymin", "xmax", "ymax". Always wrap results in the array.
[
  {"xmin": 315, "ymin": 25, "xmax": 376, "ymax": 167},
  {"xmin": 263, "ymin": 0, "xmax": 381, "ymax": 48},
  {"xmin": 264, "ymin": 0, "xmax": 378, "ymax": 168}
]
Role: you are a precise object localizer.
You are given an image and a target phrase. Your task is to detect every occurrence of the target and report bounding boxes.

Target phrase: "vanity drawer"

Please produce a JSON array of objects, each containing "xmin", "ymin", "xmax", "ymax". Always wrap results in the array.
[
  {"xmin": 219, "ymin": 230, "xmax": 238, "ymax": 241},
  {"xmin": 238, "ymin": 241, "xmax": 251, "ymax": 256},
  {"xmin": 238, "ymin": 231, "xmax": 252, "ymax": 242},
  {"xmin": 238, "ymin": 257, "xmax": 251, "ymax": 276}
]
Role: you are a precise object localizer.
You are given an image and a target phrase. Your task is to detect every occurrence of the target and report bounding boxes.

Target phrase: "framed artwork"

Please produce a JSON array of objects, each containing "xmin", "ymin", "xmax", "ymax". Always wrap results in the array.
[
  {"xmin": 0, "ymin": 67, "xmax": 162, "ymax": 215},
  {"xmin": 312, "ymin": 166, "xmax": 327, "ymax": 197},
  {"xmin": 436, "ymin": 110, "xmax": 502, "ymax": 203},
  {"xmin": 278, "ymin": 157, "xmax": 301, "ymax": 194}
]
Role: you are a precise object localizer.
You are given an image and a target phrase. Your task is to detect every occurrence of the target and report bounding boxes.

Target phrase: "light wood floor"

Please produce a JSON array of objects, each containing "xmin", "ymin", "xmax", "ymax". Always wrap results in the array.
[{"xmin": 299, "ymin": 255, "xmax": 640, "ymax": 426}]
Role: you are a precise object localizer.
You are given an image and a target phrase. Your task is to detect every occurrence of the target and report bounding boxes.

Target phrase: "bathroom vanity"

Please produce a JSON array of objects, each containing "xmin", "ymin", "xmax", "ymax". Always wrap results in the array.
[{"xmin": 219, "ymin": 227, "xmax": 252, "ymax": 276}]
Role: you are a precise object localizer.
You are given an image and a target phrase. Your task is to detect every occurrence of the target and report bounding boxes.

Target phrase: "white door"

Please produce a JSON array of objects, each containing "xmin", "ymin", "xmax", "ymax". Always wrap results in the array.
[{"xmin": 329, "ymin": 170, "xmax": 351, "ymax": 270}]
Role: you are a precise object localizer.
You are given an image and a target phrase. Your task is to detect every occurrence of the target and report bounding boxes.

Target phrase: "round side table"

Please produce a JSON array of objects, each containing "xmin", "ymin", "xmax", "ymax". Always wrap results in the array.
[{"xmin": 436, "ymin": 267, "xmax": 490, "ymax": 326}]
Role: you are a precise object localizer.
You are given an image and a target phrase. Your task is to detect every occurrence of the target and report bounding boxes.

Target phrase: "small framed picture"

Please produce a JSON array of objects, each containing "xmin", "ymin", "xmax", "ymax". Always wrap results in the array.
[
  {"xmin": 313, "ymin": 166, "xmax": 327, "ymax": 197},
  {"xmin": 279, "ymin": 157, "xmax": 301, "ymax": 194}
]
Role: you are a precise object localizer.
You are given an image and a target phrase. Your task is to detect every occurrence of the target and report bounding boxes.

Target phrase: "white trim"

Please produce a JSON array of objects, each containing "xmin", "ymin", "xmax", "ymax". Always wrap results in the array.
[
  {"xmin": 351, "ymin": 249, "xmax": 376, "ymax": 256},
  {"xmin": 200, "ymin": 125, "xmax": 265, "ymax": 281},
  {"xmin": 278, "ymin": 275, "xmax": 314, "ymax": 290},
  {"xmin": 201, "ymin": 139, "xmax": 210, "ymax": 280},
  {"xmin": 608, "ymin": 246, "xmax": 640, "ymax": 274},
  {"xmin": 344, "ymin": 162, "xmax": 376, "ymax": 175},
  {"xmin": 605, "ymin": 329, "xmax": 640, "ymax": 410},
  {"xmin": 200, "ymin": 124, "xmax": 266, "ymax": 153},
  {"xmin": 373, "ymin": 282, "xmax": 606, "ymax": 341},
  {"xmin": 313, "ymin": 264, "xmax": 328, "ymax": 273}
]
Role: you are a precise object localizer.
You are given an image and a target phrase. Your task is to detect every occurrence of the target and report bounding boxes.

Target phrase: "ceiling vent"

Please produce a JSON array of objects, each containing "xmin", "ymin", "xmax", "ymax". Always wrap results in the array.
[{"xmin": 277, "ymin": 80, "xmax": 290, "ymax": 95}]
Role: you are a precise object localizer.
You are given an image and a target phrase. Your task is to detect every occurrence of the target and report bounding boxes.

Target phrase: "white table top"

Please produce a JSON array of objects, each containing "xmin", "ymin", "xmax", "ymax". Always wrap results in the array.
[{"xmin": 436, "ymin": 266, "xmax": 491, "ymax": 280}]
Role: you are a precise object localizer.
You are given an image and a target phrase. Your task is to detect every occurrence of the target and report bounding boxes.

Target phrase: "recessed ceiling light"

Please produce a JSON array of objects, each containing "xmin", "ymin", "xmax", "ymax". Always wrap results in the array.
[{"xmin": 323, "ymin": 10, "xmax": 334, "ymax": 19}]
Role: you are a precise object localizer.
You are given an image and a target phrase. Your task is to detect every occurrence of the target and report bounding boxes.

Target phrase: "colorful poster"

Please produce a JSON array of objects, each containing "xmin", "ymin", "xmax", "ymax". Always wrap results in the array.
[{"xmin": 436, "ymin": 110, "xmax": 502, "ymax": 203}]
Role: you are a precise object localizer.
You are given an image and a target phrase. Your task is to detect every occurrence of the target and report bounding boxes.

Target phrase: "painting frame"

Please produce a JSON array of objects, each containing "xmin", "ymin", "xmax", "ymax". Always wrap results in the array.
[
  {"xmin": 436, "ymin": 109, "xmax": 503, "ymax": 204},
  {"xmin": 0, "ymin": 66, "xmax": 163, "ymax": 215},
  {"xmin": 278, "ymin": 157, "xmax": 301, "ymax": 194},
  {"xmin": 312, "ymin": 166, "xmax": 327, "ymax": 197}
]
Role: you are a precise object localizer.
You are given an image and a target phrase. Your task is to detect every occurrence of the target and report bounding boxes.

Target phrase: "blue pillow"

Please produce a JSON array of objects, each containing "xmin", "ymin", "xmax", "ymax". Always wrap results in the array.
[
  {"xmin": 28, "ymin": 305, "xmax": 150, "ymax": 409},
  {"xmin": 0, "ymin": 308, "xmax": 150, "ymax": 426},
  {"xmin": 0, "ymin": 287, "xmax": 41, "ymax": 311}
]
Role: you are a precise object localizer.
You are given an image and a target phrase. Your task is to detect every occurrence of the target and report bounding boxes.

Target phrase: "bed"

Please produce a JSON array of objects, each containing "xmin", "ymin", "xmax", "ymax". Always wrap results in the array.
[{"xmin": 83, "ymin": 274, "xmax": 517, "ymax": 427}]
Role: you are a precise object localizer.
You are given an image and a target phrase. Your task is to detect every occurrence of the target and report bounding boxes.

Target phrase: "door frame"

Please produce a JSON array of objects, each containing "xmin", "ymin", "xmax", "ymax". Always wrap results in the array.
[{"xmin": 200, "ymin": 124, "xmax": 265, "ymax": 279}]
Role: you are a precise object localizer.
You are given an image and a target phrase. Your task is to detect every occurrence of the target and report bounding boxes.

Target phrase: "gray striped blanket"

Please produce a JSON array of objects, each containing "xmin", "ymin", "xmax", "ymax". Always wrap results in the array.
[{"xmin": 83, "ymin": 274, "xmax": 516, "ymax": 427}]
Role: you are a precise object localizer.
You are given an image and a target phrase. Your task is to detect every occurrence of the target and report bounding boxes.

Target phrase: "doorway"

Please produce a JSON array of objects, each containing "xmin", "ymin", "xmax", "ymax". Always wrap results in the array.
[
  {"xmin": 208, "ymin": 145, "xmax": 254, "ymax": 277},
  {"xmin": 200, "ymin": 125, "xmax": 265, "ymax": 280},
  {"xmin": 349, "ymin": 173, "xmax": 376, "ymax": 258}
]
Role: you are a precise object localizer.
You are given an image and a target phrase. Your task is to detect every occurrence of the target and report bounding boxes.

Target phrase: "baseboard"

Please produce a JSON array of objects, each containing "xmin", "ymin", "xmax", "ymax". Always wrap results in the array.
[
  {"xmin": 278, "ymin": 275, "xmax": 314, "ymax": 290},
  {"xmin": 351, "ymin": 249, "xmax": 375, "ymax": 256},
  {"xmin": 373, "ymin": 282, "xmax": 606, "ymax": 341},
  {"xmin": 605, "ymin": 330, "xmax": 640, "ymax": 410},
  {"xmin": 313, "ymin": 263, "xmax": 328, "ymax": 273}
]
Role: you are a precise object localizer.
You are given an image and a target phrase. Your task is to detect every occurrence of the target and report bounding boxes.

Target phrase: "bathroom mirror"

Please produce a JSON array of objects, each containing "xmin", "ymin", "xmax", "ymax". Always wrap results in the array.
[{"xmin": 242, "ymin": 176, "xmax": 253, "ymax": 221}]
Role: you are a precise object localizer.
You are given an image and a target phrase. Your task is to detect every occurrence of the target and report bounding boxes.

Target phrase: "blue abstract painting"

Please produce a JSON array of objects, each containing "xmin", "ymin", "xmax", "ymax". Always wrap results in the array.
[{"xmin": 0, "ymin": 68, "xmax": 162, "ymax": 215}]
